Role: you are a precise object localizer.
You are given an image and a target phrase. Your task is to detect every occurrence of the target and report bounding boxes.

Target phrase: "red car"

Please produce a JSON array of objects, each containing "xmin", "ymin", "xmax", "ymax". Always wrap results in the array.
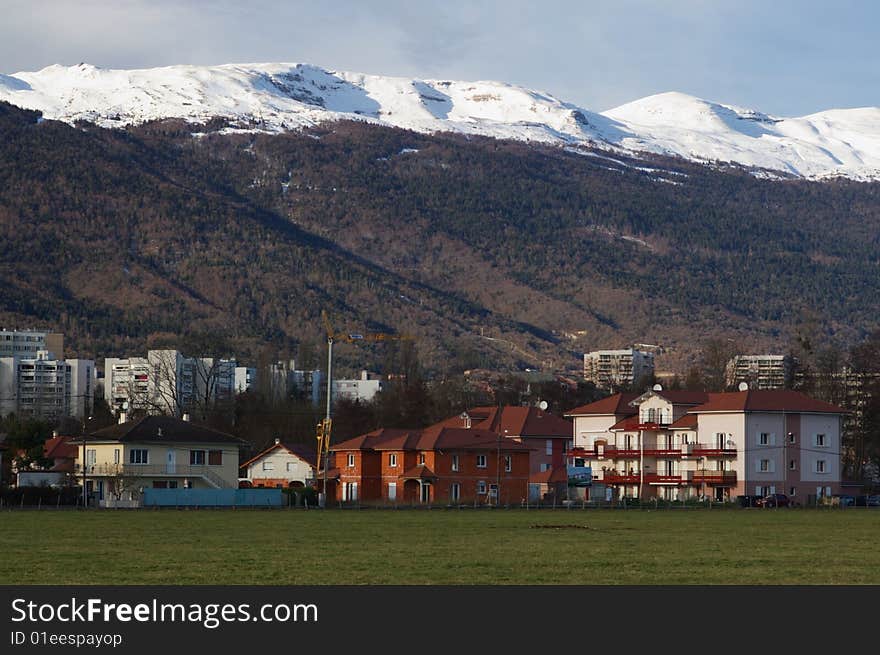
[{"xmin": 756, "ymin": 493, "xmax": 790, "ymax": 508}]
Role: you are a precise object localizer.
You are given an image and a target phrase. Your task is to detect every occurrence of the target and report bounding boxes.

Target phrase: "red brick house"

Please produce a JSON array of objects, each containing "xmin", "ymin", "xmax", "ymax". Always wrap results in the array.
[
  {"xmin": 330, "ymin": 421, "xmax": 532, "ymax": 505},
  {"xmin": 444, "ymin": 406, "xmax": 573, "ymax": 500}
]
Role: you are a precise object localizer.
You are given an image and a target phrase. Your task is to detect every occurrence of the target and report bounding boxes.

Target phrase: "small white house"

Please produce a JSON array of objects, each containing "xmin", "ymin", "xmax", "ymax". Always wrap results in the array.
[{"xmin": 241, "ymin": 439, "xmax": 315, "ymax": 488}]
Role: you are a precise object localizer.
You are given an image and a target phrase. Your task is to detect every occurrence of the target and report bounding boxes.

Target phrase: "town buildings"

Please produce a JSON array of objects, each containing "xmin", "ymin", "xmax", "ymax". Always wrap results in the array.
[
  {"xmin": 329, "ymin": 416, "xmax": 532, "ymax": 505},
  {"xmin": 0, "ymin": 329, "xmax": 64, "ymax": 359},
  {"xmin": 726, "ymin": 354, "xmax": 793, "ymax": 390},
  {"xmin": 74, "ymin": 414, "xmax": 245, "ymax": 504},
  {"xmin": 104, "ymin": 350, "xmax": 237, "ymax": 417},
  {"xmin": 240, "ymin": 438, "xmax": 315, "ymax": 488},
  {"xmin": 583, "ymin": 349, "xmax": 655, "ymax": 391},
  {"xmin": 333, "ymin": 370, "xmax": 384, "ymax": 404},
  {"xmin": 566, "ymin": 386, "xmax": 844, "ymax": 504},
  {"xmin": 0, "ymin": 350, "xmax": 94, "ymax": 420}
]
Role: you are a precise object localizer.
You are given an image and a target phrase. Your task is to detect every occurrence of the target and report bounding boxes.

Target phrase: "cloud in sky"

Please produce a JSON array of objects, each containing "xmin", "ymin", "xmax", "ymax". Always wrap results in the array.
[{"xmin": 2, "ymin": 0, "xmax": 878, "ymax": 116}]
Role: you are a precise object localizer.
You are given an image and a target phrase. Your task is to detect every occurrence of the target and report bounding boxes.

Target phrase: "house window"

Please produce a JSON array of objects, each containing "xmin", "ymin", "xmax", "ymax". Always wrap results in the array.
[
  {"xmin": 815, "ymin": 434, "xmax": 826, "ymax": 447},
  {"xmin": 190, "ymin": 450, "xmax": 206, "ymax": 465},
  {"xmin": 418, "ymin": 453, "xmax": 426, "ymax": 465},
  {"xmin": 347, "ymin": 454, "xmax": 355, "ymax": 468},
  {"xmin": 759, "ymin": 433, "xmax": 770, "ymax": 446},
  {"xmin": 477, "ymin": 480, "xmax": 487, "ymax": 494},
  {"xmin": 789, "ymin": 487, "xmax": 796, "ymax": 496},
  {"xmin": 505, "ymin": 455, "xmax": 512, "ymax": 473},
  {"xmin": 816, "ymin": 460, "xmax": 826, "ymax": 473},
  {"xmin": 789, "ymin": 460, "xmax": 797, "ymax": 471},
  {"xmin": 450, "ymin": 483, "xmax": 460, "ymax": 502},
  {"xmin": 129, "ymin": 449, "xmax": 148, "ymax": 465},
  {"xmin": 114, "ymin": 449, "xmax": 120, "ymax": 465},
  {"xmin": 476, "ymin": 454, "xmax": 487, "ymax": 468},
  {"xmin": 788, "ymin": 433, "xmax": 796, "ymax": 444},
  {"xmin": 540, "ymin": 463, "xmax": 549, "ymax": 472},
  {"xmin": 488, "ymin": 483, "xmax": 498, "ymax": 499},
  {"xmin": 545, "ymin": 440, "xmax": 553, "ymax": 456},
  {"xmin": 389, "ymin": 453, "xmax": 397, "ymax": 467},
  {"xmin": 86, "ymin": 449, "xmax": 96, "ymax": 466},
  {"xmin": 451, "ymin": 454, "xmax": 459, "ymax": 472},
  {"xmin": 387, "ymin": 482, "xmax": 397, "ymax": 501},
  {"xmin": 759, "ymin": 459, "xmax": 770, "ymax": 472},
  {"xmin": 208, "ymin": 450, "xmax": 222, "ymax": 466},
  {"xmin": 262, "ymin": 461, "xmax": 274, "ymax": 471}
]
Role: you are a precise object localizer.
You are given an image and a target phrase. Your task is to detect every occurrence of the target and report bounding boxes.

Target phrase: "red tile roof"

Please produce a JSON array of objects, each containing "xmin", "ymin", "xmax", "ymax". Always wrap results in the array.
[
  {"xmin": 669, "ymin": 414, "xmax": 698, "ymax": 429},
  {"xmin": 565, "ymin": 394, "xmax": 639, "ymax": 417},
  {"xmin": 691, "ymin": 390, "xmax": 845, "ymax": 414},
  {"xmin": 609, "ymin": 416, "xmax": 641, "ymax": 431},
  {"xmin": 400, "ymin": 464, "xmax": 437, "ymax": 480},
  {"xmin": 434, "ymin": 406, "xmax": 572, "ymax": 438},
  {"xmin": 650, "ymin": 391, "xmax": 711, "ymax": 405},
  {"xmin": 44, "ymin": 436, "xmax": 79, "ymax": 460},
  {"xmin": 332, "ymin": 425, "xmax": 533, "ymax": 453}
]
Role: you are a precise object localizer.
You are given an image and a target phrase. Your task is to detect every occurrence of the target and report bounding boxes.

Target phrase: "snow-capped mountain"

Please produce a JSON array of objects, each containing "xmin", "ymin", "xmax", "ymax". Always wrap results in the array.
[{"xmin": 2, "ymin": 62, "xmax": 879, "ymax": 181}]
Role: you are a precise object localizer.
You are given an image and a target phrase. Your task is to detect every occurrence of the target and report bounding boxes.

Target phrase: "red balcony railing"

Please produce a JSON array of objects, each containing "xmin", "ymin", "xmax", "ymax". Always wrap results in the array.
[{"xmin": 692, "ymin": 471, "xmax": 737, "ymax": 485}]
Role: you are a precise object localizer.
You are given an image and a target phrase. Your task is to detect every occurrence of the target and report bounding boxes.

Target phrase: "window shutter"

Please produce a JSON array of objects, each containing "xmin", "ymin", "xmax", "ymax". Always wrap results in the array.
[
  {"xmin": 769, "ymin": 485, "xmax": 776, "ymax": 494},
  {"xmin": 754, "ymin": 460, "xmax": 760, "ymax": 473},
  {"xmin": 770, "ymin": 433, "xmax": 776, "ymax": 446},
  {"xmin": 769, "ymin": 460, "xmax": 776, "ymax": 474},
  {"xmin": 755, "ymin": 486, "xmax": 762, "ymax": 496}
]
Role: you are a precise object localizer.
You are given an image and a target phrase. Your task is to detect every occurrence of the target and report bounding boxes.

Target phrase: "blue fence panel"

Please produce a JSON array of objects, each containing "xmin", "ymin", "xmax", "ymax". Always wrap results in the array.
[{"xmin": 142, "ymin": 488, "xmax": 283, "ymax": 507}]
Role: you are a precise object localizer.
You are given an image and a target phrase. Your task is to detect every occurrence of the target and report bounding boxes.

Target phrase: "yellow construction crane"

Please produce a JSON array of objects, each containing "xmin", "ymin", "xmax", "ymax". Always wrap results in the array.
[{"xmin": 315, "ymin": 310, "xmax": 414, "ymax": 505}]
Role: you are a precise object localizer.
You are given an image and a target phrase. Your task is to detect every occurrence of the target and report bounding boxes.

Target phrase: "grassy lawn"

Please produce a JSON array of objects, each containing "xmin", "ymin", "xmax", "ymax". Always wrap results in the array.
[{"xmin": 1, "ymin": 508, "xmax": 877, "ymax": 585}]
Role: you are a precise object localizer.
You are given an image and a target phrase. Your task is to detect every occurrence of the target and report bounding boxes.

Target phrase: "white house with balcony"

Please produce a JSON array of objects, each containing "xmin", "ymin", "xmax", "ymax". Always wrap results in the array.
[
  {"xmin": 74, "ymin": 414, "xmax": 247, "ymax": 506},
  {"xmin": 565, "ymin": 386, "xmax": 844, "ymax": 503}
]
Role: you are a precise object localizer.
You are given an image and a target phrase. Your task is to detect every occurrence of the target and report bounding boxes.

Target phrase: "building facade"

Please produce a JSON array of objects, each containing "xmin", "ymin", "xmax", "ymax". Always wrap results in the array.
[
  {"xmin": 75, "ymin": 415, "xmax": 245, "ymax": 504},
  {"xmin": 333, "ymin": 370, "xmax": 383, "ymax": 404},
  {"xmin": 583, "ymin": 349, "xmax": 655, "ymax": 391},
  {"xmin": 0, "ymin": 351, "xmax": 94, "ymax": 420},
  {"xmin": 104, "ymin": 350, "xmax": 237, "ymax": 416},
  {"xmin": 240, "ymin": 439, "xmax": 315, "ymax": 488},
  {"xmin": 566, "ymin": 387, "xmax": 844, "ymax": 503},
  {"xmin": 0, "ymin": 330, "xmax": 64, "ymax": 359},
  {"xmin": 726, "ymin": 355, "xmax": 793, "ymax": 390},
  {"xmin": 330, "ymin": 423, "xmax": 532, "ymax": 505}
]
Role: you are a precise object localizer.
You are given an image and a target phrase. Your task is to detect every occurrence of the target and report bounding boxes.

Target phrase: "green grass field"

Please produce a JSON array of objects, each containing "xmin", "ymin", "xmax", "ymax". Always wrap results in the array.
[{"xmin": 2, "ymin": 508, "xmax": 877, "ymax": 585}]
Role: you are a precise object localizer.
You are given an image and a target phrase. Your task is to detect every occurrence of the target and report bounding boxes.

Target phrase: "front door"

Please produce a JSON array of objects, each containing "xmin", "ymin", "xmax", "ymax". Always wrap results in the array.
[
  {"xmin": 166, "ymin": 449, "xmax": 175, "ymax": 474},
  {"xmin": 388, "ymin": 482, "xmax": 397, "ymax": 501},
  {"xmin": 420, "ymin": 482, "xmax": 431, "ymax": 503}
]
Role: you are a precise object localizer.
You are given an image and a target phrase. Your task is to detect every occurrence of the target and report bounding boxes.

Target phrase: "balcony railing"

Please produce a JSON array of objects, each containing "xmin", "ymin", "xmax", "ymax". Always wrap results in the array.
[
  {"xmin": 595, "ymin": 470, "xmax": 736, "ymax": 486},
  {"xmin": 692, "ymin": 470, "xmax": 737, "ymax": 485},
  {"xmin": 574, "ymin": 444, "xmax": 738, "ymax": 460},
  {"xmin": 74, "ymin": 463, "xmax": 228, "ymax": 488}
]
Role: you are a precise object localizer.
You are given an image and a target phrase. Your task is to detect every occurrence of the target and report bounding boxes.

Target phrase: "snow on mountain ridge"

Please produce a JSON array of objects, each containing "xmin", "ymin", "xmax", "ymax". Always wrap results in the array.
[{"xmin": 1, "ymin": 62, "xmax": 878, "ymax": 181}]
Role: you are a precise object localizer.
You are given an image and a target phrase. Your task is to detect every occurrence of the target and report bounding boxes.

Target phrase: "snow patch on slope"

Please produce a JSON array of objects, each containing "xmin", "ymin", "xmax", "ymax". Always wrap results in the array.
[{"xmin": 1, "ymin": 63, "xmax": 879, "ymax": 181}]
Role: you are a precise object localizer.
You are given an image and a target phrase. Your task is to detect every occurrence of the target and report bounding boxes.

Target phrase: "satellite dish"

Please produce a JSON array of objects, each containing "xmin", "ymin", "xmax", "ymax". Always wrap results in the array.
[
  {"xmin": 538, "ymin": 400, "xmax": 549, "ymax": 411},
  {"xmin": 652, "ymin": 384, "xmax": 663, "ymax": 392},
  {"xmin": 738, "ymin": 382, "xmax": 749, "ymax": 391}
]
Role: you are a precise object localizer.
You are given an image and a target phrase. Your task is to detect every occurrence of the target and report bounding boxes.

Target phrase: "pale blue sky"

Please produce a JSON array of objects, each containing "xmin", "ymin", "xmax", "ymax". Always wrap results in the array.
[{"xmin": 2, "ymin": 0, "xmax": 877, "ymax": 116}]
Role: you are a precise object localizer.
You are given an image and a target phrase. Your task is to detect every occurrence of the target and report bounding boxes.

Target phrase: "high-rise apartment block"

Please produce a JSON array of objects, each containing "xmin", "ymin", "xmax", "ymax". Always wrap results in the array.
[{"xmin": 583, "ymin": 349, "xmax": 655, "ymax": 391}]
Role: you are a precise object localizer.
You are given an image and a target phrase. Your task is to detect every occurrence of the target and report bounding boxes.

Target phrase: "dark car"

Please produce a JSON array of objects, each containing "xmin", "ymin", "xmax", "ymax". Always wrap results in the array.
[{"xmin": 756, "ymin": 493, "xmax": 791, "ymax": 508}]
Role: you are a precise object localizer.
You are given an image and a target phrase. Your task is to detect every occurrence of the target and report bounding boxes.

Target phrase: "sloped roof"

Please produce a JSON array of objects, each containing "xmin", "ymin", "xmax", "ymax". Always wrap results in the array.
[
  {"xmin": 609, "ymin": 416, "xmax": 641, "ymax": 431},
  {"xmin": 690, "ymin": 390, "xmax": 845, "ymax": 414},
  {"xmin": 459, "ymin": 406, "xmax": 572, "ymax": 439},
  {"xmin": 240, "ymin": 441, "xmax": 317, "ymax": 470},
  {"xmin": 565, "ymin": 394, "xmax": 639, "ymax": 417},
  {"xmin": 88, "ymin": 415, "xmax": 245, "ymax": 445},
  {"xmin": 331, "ymin": 425, "xmax": 533, "ymax": 453},
  {"xmin": 669, "ymin": 414, "xmax": 698, "ymax": 429},
  {"xmin": 400, "ymin": 464, "xmax": 437, "ymax": 480},
  {"xmin": 44, "ymin": 435, "xmax": 79, "ymax": 460}
]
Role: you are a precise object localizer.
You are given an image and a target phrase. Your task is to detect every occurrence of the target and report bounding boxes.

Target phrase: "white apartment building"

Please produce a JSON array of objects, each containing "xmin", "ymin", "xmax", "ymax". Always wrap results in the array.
[
  {"xmin": 333, "ymin": 370, "xmax": 384, "ymax": 404},
  {"xmin": 566, "ymin": 386, "xmax": 844, "ymax": 503},
  {"xmin": 726, "ymin": 354, "xmax": 793, "ymax": 390},
  {"xmin": 234, "ymin": 366, "xmax": 257, "ymax": 394},
  {"xmin": 0, "ymin": 329, "xmax": 64, "ymax": 359},
  {"xmin": 0, "ymin": 351, "xmax": 94, "ymax": 420},
  {"xmin": 104, "ymin": 350, "xmax": 236, "ymax": 417},
  {"xmin": 583, "ymin": 349, "xmax": 655, "ymax": 391}
]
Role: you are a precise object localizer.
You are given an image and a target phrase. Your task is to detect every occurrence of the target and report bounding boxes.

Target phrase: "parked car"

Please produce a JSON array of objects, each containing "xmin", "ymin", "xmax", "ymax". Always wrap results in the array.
[
  {"xmin": 831, "ymin": 494, "xmax": 855, "ymax": 507},
  {"xmin": 866, "ymin": 495, "xmax": 880, "ymax": 507},
  {"xmin": 756, "ymin": 493, "xmax": 791, "ymax": 508}
]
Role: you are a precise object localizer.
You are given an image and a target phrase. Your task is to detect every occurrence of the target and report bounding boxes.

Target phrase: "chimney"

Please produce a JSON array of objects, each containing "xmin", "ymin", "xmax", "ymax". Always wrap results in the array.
[
  {"xmin": 182, "ymin": 413, "xmax": 191, "ymax": 422},
  {"xmin": 118, "ymin": 411, "xmax": 126, "ymax": 424}
]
